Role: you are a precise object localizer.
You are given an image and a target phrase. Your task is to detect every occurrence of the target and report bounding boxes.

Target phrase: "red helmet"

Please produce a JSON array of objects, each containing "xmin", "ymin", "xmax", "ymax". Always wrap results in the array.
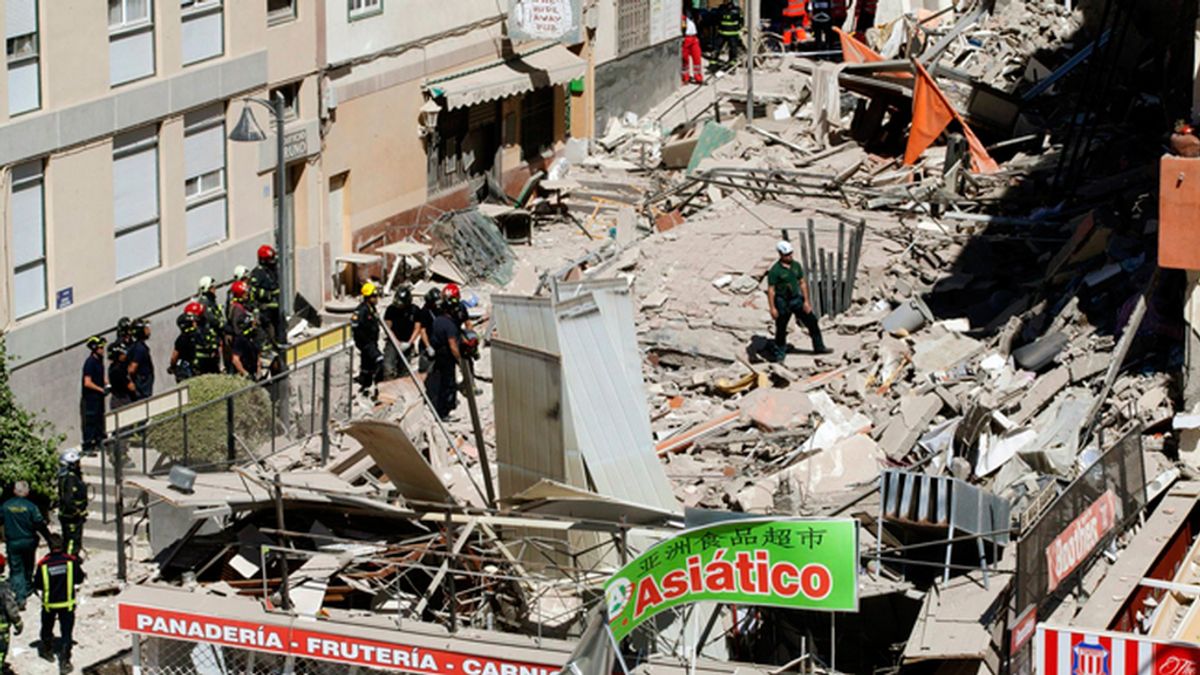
[
  {"xmin": 257, "ymin": 245, "xmax": 276, "ymax": 264},
  {"xmin": 184, "ymin": 301, "xmax": 205, "ymax": 317},
  {"xmin": 231, "ymin": 280, "xmax": 249, "ymax": 299},
  {"xmin": 442, "ymin": 283, "xmax": 461, "ymax": 300}
]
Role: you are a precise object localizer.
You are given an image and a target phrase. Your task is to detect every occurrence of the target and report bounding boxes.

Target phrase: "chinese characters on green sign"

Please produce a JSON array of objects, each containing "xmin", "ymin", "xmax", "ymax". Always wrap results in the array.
[{"xmin": 604, "ymin": 519, "xmax": 859, "ymax": 641}]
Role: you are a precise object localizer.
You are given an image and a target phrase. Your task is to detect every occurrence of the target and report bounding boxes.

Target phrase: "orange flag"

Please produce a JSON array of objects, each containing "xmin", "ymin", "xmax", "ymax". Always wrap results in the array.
[
  {"xmin": 835, "ymin": 28, "xmax": 912, "ymax": 78},
  {"xmin": 904, "ymin": 61, "xmax": 1000, "ymax": 173}
]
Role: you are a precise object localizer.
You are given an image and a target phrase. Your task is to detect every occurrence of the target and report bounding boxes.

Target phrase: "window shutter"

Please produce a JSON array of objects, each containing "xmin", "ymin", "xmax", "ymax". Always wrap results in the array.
[
  {"xmin": 10, "ymin": 179, "xmax": 43, "ymax": 267},
  {"xmin": 184, "ymin": 124, "xmax": 224, "ymax": 180},
  {"xmin": 181, "ymin": 8, "xmax": 222, "ymax": 65},
  {"xmin": 12, "ymin": 265, "xmax": 46, "ymax": 318},
  {"xmin": 114, "ymin": 148, "xmax": 158, "ymax": 230},
  {"xmin": 114, "ymin": 224, "xmax": 160, "ymax": 280},
  {"xmin": 6, "ymin": 0, "xmax": 37, "ymax": 39},
  {"xmin": 186, "ymin": 197, "xmax": 227, "ymax": 251},
  {"xmin": 110, "ymin": 29, "xmax": 155, "ymax": 86},
  {"xmin": 7, "ymin": 61, "xmax": 40, "ymax": 116}
]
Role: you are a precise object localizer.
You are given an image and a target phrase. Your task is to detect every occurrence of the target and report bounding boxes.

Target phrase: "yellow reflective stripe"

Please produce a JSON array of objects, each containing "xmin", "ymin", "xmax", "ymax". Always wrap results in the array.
[{"xmin": 40, "ymin": 562, "xmax": 75, "ymax": 611}]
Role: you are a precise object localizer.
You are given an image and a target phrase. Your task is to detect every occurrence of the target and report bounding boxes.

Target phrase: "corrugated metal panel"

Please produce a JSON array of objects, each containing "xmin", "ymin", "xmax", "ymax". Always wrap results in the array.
[
  {"xmin": 492, "ymin": 295, "xmax": 559, "ymax": 353},
  {"xmin": 493, "ymin": 339, "xmax": 565, "ymax": 498},
  {"xmin": 556, "ymin": 294, "xmax": 679, "ymax": 513},
  {"xmin": 556, "ymin": 278, "xmax": 646, "ymax": 397}
]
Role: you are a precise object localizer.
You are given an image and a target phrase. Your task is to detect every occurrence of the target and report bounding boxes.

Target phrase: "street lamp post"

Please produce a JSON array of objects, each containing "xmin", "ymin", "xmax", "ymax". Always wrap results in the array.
[{"xmin": 229, "ymin": 93, "xmax": 292, "ymax": 346}]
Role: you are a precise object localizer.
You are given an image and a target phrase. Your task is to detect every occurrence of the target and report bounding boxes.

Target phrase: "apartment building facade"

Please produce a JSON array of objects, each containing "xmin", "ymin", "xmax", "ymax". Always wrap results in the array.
[{"xmin": 0, "ymin": 0, "xmax": 322, "ymax": 432}]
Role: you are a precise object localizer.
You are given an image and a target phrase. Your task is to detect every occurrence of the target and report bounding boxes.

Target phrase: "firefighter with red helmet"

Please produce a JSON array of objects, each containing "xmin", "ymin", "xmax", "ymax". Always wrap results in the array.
[
  {"xmin": 169, "ymin": 302, "xmax": 204, "ymax": 382},
  {"xmin": 225, "ymin": 280, "xmax": 255, "ymax": 374},
  {"xmin": 249, "ymin": 245, "xmax": 281, "ymax": 349}
]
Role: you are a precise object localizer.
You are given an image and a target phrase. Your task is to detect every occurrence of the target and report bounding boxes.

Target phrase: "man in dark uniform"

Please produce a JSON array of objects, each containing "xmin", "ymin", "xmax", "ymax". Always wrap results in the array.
[
  {"xmin": 425, "ymin": 301, "xmax": 462, "ymax": 420},
  {"xmin": 35, "ymin": 534, "xmax": 84, "ymax": 673},
  {"xmin": 168, "ymin": 310, "xmax": 199, "ymax": 383},
  {"xmin": 0, "ymin": 553, "xmax": 23, "ymax": 671},
  {"xmin": 79, "ymin": 336, "xmax": 108, "ymax": 455},
  {"xmin": 250, "ymin": 245, "xmax": 281, "ymax": 348},
  {"xmin": 230, "ymin": 312, "xmax": 261, "ymax": 380},
  {"xmin": 107, "ymin": 343, "xmax": 131, "ymax": 411},
  {"xmin": 225, "ymin": 280, "xmax": 252, "ymax": 374},
  {"xmin": 351, "ymin": 283, "xmax": 383, "ymax": 399},
  {"xmin": 383, "ymin": 286, "xmax": 420, "ymax": 379},
  {"xmin": 766, "ymin": 240, "xmax": 831, "ymax": 361},
  {"xmin": 125, "ymin": 319, "xmax": 155, "ymax": 402},
  {"xmin": 3, "ymin": 481, "xmax": 51, "ymax": 606},
  {"xmin": 715, "ymin": 0, "xmax": 743, "ymax": 65},
  {"xmin": 56, "ymin": 449, "xmax": 88, "ymax": 557},
  {"xmin": 415, "ymin": 288, "xmax": 440, "ymax": 373}
]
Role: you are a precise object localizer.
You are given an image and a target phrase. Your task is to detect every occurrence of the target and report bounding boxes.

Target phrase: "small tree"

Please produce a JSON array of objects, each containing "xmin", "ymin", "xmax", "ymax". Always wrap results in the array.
[
  {"xmin": 0, "ymin": 337, "xmax": 63, "ymax": 501},
  {"xmin": 147, "ymin": 374, "xmax": 272, "ymax": 467}
]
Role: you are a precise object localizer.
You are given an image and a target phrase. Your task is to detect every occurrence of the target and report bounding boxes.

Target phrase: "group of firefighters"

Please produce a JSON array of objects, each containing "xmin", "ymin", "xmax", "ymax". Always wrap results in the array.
[
  {"xmin": 77, "ymin": 244, "xmax": 284, "ymax": 458},
  {"xmin": 682, "ymin": 0, "xmax": 879, "ymax": 84},
  {"xmin": 350, "ymin": 281, "xmax": 478, "ymax": 421},
  {"xmin": 0, "ymin": 450, "xmax": 88, "ymax": 673}
]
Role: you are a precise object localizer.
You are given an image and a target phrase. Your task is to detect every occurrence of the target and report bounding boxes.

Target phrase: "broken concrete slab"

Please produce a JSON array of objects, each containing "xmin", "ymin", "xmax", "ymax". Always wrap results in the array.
[
  {"xmin": 911, "ymin": 330, "xmax": 985, "ymax": 375},
  {"xmin": 739, "ymin": 387, "xmax": 813, "ymax": 431},
  {"xmin": 1010, "ymin": 366, "xmax": 1069, "ymax": 425},
  {"xmin": 1069, "ymin": 352, "xmax": 1109, "ymax": 383},
  {"xmin": 782, "ymin": 433, "xmax": 881, "ymax": 496},
  {"xmin": 878, "ymin": 393, "xmax": 944, "ymax": 459}
]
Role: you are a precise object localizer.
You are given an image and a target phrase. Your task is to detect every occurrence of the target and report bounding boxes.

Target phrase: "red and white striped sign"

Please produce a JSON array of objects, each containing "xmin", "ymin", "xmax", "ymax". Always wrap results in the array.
[{"xmin": 1037, "ymin": 624, "xmax": 1200, "ymax": 675}]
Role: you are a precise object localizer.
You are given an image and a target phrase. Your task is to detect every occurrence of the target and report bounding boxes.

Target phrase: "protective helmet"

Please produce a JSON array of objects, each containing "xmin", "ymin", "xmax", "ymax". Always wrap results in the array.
[
  {"xmin": 184, "ymin": 301, "xmax": 205, "ymax": 317},
  {"xmin": 60, "ymin": 448, "xmax": 81, "ymax": 465},
  {"xmin": 86, "ymin": 335, "xmax": 107, "ymax": 351},
  {"xmin": 258, "ymin": 245, "xmax": 277, "ymax": 264},
  {"xmin": 232, "ymin": 265, "xmax": 249, "ymax": 281},
  {"xmin": 442, "ymin": 283, "xmax": 461, "ymax": 300},
  {"xmin": 231, "ymin": 280, "xmax": 250, "ymax": 299},
  {"xmin": 177, "ymin": 313, "xmax": 197, "ymax": 331},
  {"xmin": 395, "ymin": 286, "xmax": 413, "ymax": 306},
  {"xmin": 424, "ymin": 288, "xmax": 442, "ymax": 305},
  {"xmin": 109, "ymin": 343, "xmax": 127, "ymax": 358},
  {"xmin": 117, "ymin": 316, "xmax": 132, "ymax": 338},
  {"xmin": 198, "ymin": 276, "xmax": 215, "ymax": 293},
  {"xmin": 0, "ymin": 553, "xmax": 7, "ymax": 569},
  {"xmin": 361, "ymin": 282, "xmax": 378, "ymax": 298},
  {"xmin": 776, "ymin": 240, "xmax": 794, "ymax": 256}
]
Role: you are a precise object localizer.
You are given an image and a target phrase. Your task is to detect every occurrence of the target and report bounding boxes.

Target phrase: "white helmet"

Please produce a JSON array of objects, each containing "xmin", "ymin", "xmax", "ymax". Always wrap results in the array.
[
  {"xmin": 60, "ymin": 448, "xmax": 81, "ymax": 465},
  {"xmin": 232, "ymin": 265, "xmax": 249, "ymax": 281},
  {"xmin": 776, "ymin": 240, "xmax": 794, "ymax": 256},
  {"xmin": 198, "ymin": 276, "xmax": 215, "ymax": 293}
]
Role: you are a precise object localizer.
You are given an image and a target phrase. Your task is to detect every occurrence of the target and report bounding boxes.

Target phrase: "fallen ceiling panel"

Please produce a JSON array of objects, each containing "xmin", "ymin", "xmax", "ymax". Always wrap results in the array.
[{"xmin": 341, "ymin": 419, "xmax": 454, "ymax": 504}]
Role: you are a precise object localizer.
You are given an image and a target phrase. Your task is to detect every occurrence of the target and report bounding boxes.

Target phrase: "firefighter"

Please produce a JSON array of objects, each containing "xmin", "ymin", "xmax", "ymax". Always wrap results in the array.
[
  {"xmin": 168, "ymin": 307, "xmax": 200, "ymax": 383},
  {"xmin": 250, "ymin": 245, "xmax": 281, "ymax": 348},
  {"xmin": 352, "ymin": 283, "xmax": 384, "ymax": 399},
  {"xmin": 782, "ymin": 0, "xmax": 810, "ymax": 49},
  {"xmin": 196, "ymin": 276, "xmax": 225, "ymax": 330},
  {"xmin": 225, "ymin": 280, "xmax": 253, "ymax": 374},
  {"xmin": 0, "ymin": 554, "xmax": 22, "ymax": 671},
  {"xmin": 56, "ymin": 449, "xmax": 88, "ymax": 558},
  {"xmin": 108, "ymin": 343, "xmax": 131, "ymax": 411},
  {"xmin": 383, "ymin": 286, "xmax": 420, "ymax": 379},
  {"xmin": 35, "ymin": 534, "xmax": 84, "ymax": 673},
  {"xmin": 79, "ymin": 336, "xmax": 108, "ymax": 456},
  {"xmin": 230, "ymin": 311, "xmax": 261, "ymax": 380},
  {"xmin": 225, "ymin": 266, "xmax": 252, "ymax": 322},
  {"xmin": 425, "ymin": 299, "xmax": 462, "ymax": 421},
  {"xmin": 416, "ymin": 288, "xmax": 441, "ymax": 373},
  {"xmin": 125, "ymin": 319, "xmax": 155, "ymax": 402},
  {"xmin": 714, "ymin": 0, "xmax": 743, "ymax": 65}
]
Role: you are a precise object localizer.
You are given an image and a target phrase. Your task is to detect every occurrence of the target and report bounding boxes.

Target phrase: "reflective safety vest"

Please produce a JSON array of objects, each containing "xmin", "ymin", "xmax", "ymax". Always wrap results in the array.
[
  {"xmin": 783, "ymin": 0, "xmax": 807, "ymax": 17},
  {"xmin": 718, "ymin": 8, "xmax": 742, "ymax": 35},
  {"xmin": 40, "ymin": 558, "xmax": 76, "ymax": 611}
]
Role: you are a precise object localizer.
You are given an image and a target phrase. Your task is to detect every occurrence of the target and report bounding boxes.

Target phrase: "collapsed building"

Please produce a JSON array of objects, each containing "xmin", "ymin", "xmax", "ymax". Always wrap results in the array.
[{"xmin": 74, "ymin": 0, "xmax": 1200, "ymax": 673}]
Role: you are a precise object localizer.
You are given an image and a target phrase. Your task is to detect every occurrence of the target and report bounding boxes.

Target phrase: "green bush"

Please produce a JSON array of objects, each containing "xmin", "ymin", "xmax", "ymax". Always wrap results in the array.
[
  {"xmin": 0, "ymin": 338, "xmax": 63, "ymax": 501},
  {"xmin": 147, "ymin": 374, "xmax": 272, "ymax": 467}
]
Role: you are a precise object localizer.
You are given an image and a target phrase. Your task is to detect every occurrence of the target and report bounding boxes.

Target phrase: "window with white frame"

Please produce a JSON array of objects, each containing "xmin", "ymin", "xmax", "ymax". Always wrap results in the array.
[
  {"xmin": 181, "ymin": 0, "xmax": 223, "ymax": 65},
  {"xmin": 113, "ymin": 127, "xmax": 160, "ymax": 281},
  {"xmin": 10, "ymin": 160, "xmax": 46, "ymax": 319},
  {"xmin": 6, "ymin": 0, "xmax": 41, "ymax": 115},
  {"xmin": 108, "ymin": 0, "xmax": 154, "ymax": 86},
  {"xmin": 348, "ymin": 0, "xmax": 382, "ymax": 20},
  {"xmin": 184, "ymin": 104, "xmax": 228, "ymax": 252},
  {"xmin": 267, "ymin": 0, "xmax": 296, "ymax": 25}
]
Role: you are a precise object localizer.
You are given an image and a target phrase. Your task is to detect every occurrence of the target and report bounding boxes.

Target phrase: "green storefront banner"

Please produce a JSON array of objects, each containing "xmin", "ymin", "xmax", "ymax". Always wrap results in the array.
[{"xmin": 604, "ymin": 518, "xmax": 859, "ymax": 641}]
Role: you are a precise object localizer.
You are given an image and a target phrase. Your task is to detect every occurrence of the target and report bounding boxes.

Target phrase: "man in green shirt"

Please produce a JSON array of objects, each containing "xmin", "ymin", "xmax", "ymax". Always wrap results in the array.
[
  {"xmin": 3, "ymin": 481, "xmax": 51, "ymax": 606},
  {"xmin": 766, "ymin": 240, "xmax": 831, "ymax": 361}
]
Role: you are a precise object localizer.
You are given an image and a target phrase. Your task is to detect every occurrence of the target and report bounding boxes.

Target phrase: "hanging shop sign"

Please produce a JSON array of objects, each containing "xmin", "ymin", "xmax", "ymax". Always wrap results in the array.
[
  {"xmin": 1036, "ymin": 624, "xmax": 1200, "ymax": 675},
  {"xmin": 507, "ymin": 0, "xmax": 583, "ymax": 44},
  {"xmin": 1045, "ymin": 490, "xmax": 1118, "ymax": 593},
  {"xmin": 118, "ymin": 603, "xmax": 563, "ymax": 674},
  {"xmin": 603, "ymin": 518, "xmax": 859, "ymax": 642}
]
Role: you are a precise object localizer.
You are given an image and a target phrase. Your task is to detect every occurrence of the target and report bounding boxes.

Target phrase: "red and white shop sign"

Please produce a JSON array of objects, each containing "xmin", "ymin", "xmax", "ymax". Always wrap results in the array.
[
  {"xmin": 1045, "ymin": 490, "xmax": 1118, "ymax": 592},
  {"xmin": 1037, "ymin": 624, "xmax": 1200, "ymax": 675},
  {"xmin": 119, "ymin": 603, "xmax": 563, "ymax": 675}
]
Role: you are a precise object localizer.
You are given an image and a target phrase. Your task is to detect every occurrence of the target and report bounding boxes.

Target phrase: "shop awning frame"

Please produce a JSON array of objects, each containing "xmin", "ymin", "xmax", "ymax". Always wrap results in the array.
[{"xmin": 425, "ymin": 43, "xmax": 586, "ymax": 111}]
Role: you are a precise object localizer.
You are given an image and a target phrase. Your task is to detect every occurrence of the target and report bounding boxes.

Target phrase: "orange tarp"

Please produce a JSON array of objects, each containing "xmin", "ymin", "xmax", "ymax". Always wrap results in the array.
[
  {"xmin": 834, "ymin": 28, "xmax": 911, "ymax": 79},
  {"xmin": 903, "ymin": 60, "xmax": 999, "ymax": 174}
]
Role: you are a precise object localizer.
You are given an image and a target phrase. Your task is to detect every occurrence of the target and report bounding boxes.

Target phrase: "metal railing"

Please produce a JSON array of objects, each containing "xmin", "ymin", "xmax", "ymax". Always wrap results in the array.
[{"xmin": 98, "ymin": 323, "xmax": 356, "ymax": 579}]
